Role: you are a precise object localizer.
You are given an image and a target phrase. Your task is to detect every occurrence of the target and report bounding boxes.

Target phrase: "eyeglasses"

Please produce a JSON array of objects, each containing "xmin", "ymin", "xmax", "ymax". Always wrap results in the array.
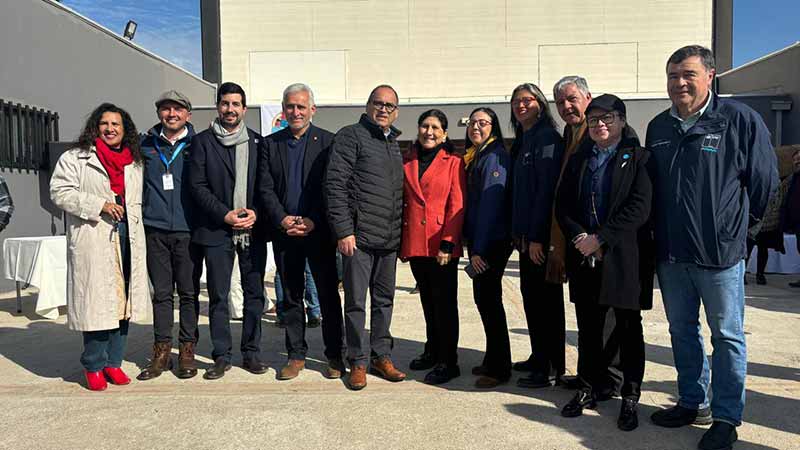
[
  {"xmin": 370, "ymin": 100, "xmax": 398, "ymax": 113},
  {"xmin": 587, "ymin": 113, "xmax": 617, "ymax": 127},
  {"xmin": 467, "ymin": 119, "xmax": 492, "ymax": 128},
  {"xmin": 511, "ymin": 97, "xmax": 537, "ymax": 108}
]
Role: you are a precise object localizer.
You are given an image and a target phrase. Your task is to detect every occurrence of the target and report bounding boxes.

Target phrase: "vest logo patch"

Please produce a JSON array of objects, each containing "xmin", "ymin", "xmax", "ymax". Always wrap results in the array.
[{"xmin": 701, "ymin": 134, "xmax": 721, "ymax": 153}]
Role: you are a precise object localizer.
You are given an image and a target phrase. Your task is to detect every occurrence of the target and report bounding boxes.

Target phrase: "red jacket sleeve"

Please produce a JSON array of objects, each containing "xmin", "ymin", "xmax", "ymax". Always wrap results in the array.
[{"xmin": 440, "ymin": 156, "xmax": 466, "ymax": 246}]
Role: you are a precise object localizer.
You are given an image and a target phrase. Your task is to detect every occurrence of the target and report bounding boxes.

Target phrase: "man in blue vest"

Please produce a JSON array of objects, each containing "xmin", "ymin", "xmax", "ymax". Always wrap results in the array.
[
  {"xmin": 646, "ymin": 46, "xmax": 778, "ymax": 450},
  {"xmin": 138, "ymin": 90, "xmax": 202, "ymax": 381}
]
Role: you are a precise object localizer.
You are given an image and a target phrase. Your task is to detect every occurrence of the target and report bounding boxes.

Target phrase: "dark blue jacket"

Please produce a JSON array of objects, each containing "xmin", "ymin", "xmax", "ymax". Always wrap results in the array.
[
  {"xmin": 464, "ymin": 139, "xmax": 511, "ymax": 255},
  {"xmin": 141, "ymin": 123, "xmax": 196, "ymax": 232},
  {"xmin": 258, "ymin": 124, "xmax": 335, "ymax": 238},
  {"xmin": 645, "ymin": 94, "xmax": 778, "ymax": 268},
  {"xmin": 510, "ymin": 120, "xmax": 564, "ymax": 244}
]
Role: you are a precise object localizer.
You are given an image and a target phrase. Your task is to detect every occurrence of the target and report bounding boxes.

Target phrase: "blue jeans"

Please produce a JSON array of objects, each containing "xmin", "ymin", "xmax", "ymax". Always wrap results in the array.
[
  {"xmin": 275, "ymin": 261, "xmax": 320, "ymax": 320},
  {"xmin": 656, "ymin": 261, "xmax": 746, "ymax": 426},
  {"xmin": 80, "ymin": 320, "xmax": 130, "ymax": 372}
]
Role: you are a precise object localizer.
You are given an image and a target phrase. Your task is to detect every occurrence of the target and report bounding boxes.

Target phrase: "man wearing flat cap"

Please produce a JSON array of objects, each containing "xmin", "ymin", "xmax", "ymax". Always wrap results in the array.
[
  {"xmin": 555, "ymin": 94, "xmax": 654, "ymax": 431},
  {"xmin": 137, "ymin": 90, "xmax": 203, "ymax": 381}
]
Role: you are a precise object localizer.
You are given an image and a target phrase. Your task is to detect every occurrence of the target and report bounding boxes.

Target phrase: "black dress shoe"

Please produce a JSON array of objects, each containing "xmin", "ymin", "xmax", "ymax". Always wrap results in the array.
[
  {"xmin": 651, "ymin": 404, "xmax": 712, "ymax": 428},
  {"xmin": 756, "ymin": 273, "xmax": 767, "ymax": 285},
  {"xmin": 517, "ymin": 372, "xmax": 552, "ymax": 389},
  {"xmin": 512, "ymin": 356, "xmax": 535, "ymax": 372},
  {"xmin": 242, "ymin": 357, "xmax": 269, "ymax": 375},
  {"xmin": 409, "ymin": 353, "xmax": 436, "ymax": 371},
  {"xmin": 698, "ymin": 422, "xmax": 738, "ymax": 450},
  {"xmin": 561, "ymin": 389, "xmax": 596, "ymax": 417},
  {"xmin": 617, "ymin": 398, "xmax": 639, "ymax": 431},
  {"xmin": 203, "ymin": 359, "xmax": 232, "ymax": 380},
  {"xmin": 307, "ymin": 316, "xmax": 322, "ymax": 328},
  {"xmin": 423, "ymin": 364, "xmax": 461, "ymax": 385},
  {"xmin": 789, "ymin": 280, "xmax": 800, "ymax": 288}
]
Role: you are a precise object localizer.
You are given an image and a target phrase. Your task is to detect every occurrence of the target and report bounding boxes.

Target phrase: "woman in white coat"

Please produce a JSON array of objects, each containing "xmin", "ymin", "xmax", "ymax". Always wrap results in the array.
[{"xmin": 50, "ymin": 103, "xmax": 149, "ymax": 391}]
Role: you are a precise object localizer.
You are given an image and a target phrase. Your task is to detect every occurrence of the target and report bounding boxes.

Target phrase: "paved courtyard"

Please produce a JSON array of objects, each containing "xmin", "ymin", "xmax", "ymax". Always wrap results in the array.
[{"xmin": 0, "ymin": 255, "xmax": 797, "ymax": 450}]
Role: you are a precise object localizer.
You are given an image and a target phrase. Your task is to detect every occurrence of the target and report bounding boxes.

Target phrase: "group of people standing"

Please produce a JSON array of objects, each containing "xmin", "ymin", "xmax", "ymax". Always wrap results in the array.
[{"xmin": 49, "ymin": 44, "xmax": 780, "ymax": 450}]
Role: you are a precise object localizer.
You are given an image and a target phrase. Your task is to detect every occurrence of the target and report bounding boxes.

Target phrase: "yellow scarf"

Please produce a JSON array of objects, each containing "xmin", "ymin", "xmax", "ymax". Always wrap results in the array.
[{"xmin": 464, "ymin": 136, "xmax": 497, "ymax": 168}]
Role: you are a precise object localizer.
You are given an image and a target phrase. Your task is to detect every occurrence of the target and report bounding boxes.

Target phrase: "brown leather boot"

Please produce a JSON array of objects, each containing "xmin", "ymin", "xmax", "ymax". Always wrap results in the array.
[
  {"xmin": 348, "ymin": 364, "xmax": 367, "ymax": 390},
  {"xmin": 277, "ymin": 359, "xmax": 305, "ymax": 380},
  {"xmin": 324, "ymin": 359, "xmax": 346, "ymax": 379},
  {"xmin": 136, "ymin": 342, "xmax": 172, "ymax": 381},
  {"xmin": 370, "ymin": 356, "xmax": 406, "ymax": 382},
  {"xmin": 176, "ymin": 342, "xmax": 198, "ymax": 379}
]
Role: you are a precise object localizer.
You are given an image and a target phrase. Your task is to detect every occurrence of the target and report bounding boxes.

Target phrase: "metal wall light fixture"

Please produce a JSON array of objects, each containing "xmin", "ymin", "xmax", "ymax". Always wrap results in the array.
[{"xmin": 123, "ymin": 20, "xmax": 137, "ymax": 40}]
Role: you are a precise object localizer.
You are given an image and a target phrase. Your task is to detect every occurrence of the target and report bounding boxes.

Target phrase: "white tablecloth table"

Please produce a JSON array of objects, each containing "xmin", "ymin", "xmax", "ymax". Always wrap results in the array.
[
  {"xmin": 747, "ymin": 233, "xmax": 800, "ymax": 274},
  {"xmin": 3, "ymin": 236, "xmax": 67, "ymax": 319}
]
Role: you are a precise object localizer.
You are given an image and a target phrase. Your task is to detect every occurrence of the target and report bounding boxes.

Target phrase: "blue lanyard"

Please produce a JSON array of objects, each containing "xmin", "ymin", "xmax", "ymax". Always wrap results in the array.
[{"xmin": 154, "ymin": 139, "xmax": 186, "ymax": 172}]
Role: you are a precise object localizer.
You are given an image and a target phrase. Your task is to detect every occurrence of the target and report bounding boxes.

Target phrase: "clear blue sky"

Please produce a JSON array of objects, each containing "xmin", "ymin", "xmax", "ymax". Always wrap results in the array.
[
  {"xmin": 61, "ymin": 0, "xmax": 799, "ymax": 77},
  {"xmin": 61, "ymin": 0, "xmax": 202, "ymax": 76}
]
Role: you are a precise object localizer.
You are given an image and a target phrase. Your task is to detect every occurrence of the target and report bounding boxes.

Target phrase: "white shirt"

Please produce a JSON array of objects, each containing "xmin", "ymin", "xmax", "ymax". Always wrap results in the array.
[
  {"xmin": 159, "ymin": 126, "xmax": 189, "ymax": 145},
  {"xmin": 670, "ymin": 93, "xmax": 712, "ymax": 132}
]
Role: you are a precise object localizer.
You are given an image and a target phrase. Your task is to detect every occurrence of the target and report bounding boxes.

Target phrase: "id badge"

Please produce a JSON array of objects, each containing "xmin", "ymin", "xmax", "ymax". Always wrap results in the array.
[{"xmin": 162, "ymin": 173, "xmax": 174, "ymax": 191}]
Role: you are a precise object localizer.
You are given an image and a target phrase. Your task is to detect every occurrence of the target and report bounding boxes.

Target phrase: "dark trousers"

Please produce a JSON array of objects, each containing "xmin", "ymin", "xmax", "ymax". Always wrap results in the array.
[
  {"xmin": 745, "ymin": 239, "xmax": 770, "ymax": 275},
  {"xmin": 81, "ymin": 320, "xmax": 130, "ymax": 372},
  {"xmin": 471, "ymin": 242, "xmax": 513, "ymax": 379},
  {"xmin": 273, "ymin": 235, "xmax": 345, "ymax": 362},
  {"xmin": 342, "ymin": 248, "xmax": 397, "ymax": 365},
  {"xmin": 203, "ymin": 240, "xmax": 267, "ymax": 362},
  {"xmin": 145, "ymin": 227, "xmax": 201, "ymax": 344},
  {"xmin": 570, "ymin": 264, "xmax": 644, "ymax": 400},
  {"xmin": 409, "ymin": 257, "xmax": 459, "ymax": 367},
  {"xmin": 519, "ymin": 253, "xmax": 565, "ymax": 377}
]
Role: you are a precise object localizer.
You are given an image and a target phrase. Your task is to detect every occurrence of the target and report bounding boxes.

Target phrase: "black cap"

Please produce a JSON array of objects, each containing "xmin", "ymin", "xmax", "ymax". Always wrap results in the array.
[{"xmin": 586, "ymin": 94, "xmax": 626, "ymax": 117}]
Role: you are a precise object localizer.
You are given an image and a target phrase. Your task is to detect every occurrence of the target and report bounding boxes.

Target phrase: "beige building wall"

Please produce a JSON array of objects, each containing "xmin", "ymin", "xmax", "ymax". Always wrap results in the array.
[{"xmin": 219, "ymin": 0, "xmax": 712, "ymax": 104}]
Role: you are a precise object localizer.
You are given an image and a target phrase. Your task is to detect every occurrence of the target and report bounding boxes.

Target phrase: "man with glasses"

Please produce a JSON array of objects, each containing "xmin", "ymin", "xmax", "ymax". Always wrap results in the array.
[
  {"xmin": 646, "ymin": 45, "xmax": 777, "ymax": 450},
  {"xmin": 550, "ymin": 76, "xmax": 624, "ymax": 399},
  {"xmin": 555, "ymin": 94, "xmax": 653, "ymax": 431},
  {"xmin": 325, "ymin": 84, "xmax": 406, "ymax": 390}
]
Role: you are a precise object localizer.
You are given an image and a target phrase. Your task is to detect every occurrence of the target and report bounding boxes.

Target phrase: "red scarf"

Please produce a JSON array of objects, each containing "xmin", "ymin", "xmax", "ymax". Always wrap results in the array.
[{"xmin": 94, "ymin": 137, "xmax": 133, "ymax": 203}]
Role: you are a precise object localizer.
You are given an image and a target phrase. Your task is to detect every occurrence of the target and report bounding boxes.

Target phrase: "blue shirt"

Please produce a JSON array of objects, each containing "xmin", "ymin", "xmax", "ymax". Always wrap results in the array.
[
  {"xmin": 582, "ymin": 143, "xmax": 618, "ymax": 230},
  {"xmin": 285, "ymin": 132, "xmax": 307, "ymax": 215}
]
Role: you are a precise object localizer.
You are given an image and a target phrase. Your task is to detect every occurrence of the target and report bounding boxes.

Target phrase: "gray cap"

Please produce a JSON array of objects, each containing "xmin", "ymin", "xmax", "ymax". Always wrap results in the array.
[{"xmin": 155, "ymin": 90, "xmax": 192, "ymax": 111}]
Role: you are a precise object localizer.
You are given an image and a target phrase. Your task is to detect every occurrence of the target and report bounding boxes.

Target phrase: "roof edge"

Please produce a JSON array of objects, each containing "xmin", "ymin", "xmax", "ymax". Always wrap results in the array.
[
  {"xmin": 719, "ymin": 41, "xmax": 800, "ymax": 77},
  {"xmin": 41, "ymin": 0, "xmax": 215, "ymax": 89}
]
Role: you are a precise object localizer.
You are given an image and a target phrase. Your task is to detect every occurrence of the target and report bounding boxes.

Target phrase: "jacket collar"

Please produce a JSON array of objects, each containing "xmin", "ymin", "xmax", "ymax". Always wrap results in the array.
[
  {"xmin": 669, "ymin": 93, "xmax": 727, "ymax": 133},
  {"xmin": 148, "ymin": 122, "xmax": 196, "ymax": 146},
  {"xmin": 359, "ymin": 113, "xmax": 402, "ymax": 140}
]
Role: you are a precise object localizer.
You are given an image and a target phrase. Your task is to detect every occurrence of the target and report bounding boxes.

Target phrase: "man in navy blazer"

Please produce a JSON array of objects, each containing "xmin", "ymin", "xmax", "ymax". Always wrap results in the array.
[
  {"xmin": 189, "ymin": 82, "xmax": 269, "ymax": 380},
  {"xmin": 259, "ymin": 83, "xmax": 345, "ymax": 380}
]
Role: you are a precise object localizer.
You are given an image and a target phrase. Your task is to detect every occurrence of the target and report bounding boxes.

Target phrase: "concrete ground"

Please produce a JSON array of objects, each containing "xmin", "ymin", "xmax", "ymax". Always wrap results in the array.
[{"xmin": 0, "ymin": 255, "xmax": 797, "ymax": 450}]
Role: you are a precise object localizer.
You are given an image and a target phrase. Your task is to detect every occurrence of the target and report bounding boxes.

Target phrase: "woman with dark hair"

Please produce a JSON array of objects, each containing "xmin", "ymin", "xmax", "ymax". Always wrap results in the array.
[
  {"xmin": 462, "ymin": 107, "xmax": 513, "ymax": 388},
  {"xmin": 507, "ymin": 83, "xmax": 567, "ymax": 389},
  {"xmin": 401, "ymin": 109, "xmax": 466, "ymax": 385},
  {"xmin": 50, "ymin": 103, "xmax": 149, "ymax": 391}
]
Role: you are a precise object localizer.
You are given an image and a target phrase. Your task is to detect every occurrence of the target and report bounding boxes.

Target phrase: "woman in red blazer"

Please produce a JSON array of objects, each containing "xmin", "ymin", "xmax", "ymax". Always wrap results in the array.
[{"xmin": 401, "ymin": 109, "xmax": 466, "ymax": 385}]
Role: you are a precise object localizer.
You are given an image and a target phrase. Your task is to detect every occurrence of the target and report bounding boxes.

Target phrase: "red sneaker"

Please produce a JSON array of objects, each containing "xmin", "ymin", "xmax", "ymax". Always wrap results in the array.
[
  {"xmin": 85, "ymin": 370, "xmax": 108, "ymax": 391},
  {"xmin": 103, "ymin": 367, "xmax": 131, "ymax": 385}
]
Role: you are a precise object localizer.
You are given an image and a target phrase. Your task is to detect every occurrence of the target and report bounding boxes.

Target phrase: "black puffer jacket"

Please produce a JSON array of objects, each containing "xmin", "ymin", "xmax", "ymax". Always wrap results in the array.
[{"xmin": 325, "ymin": 114, "xmax": 403, "ymax": 250}]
